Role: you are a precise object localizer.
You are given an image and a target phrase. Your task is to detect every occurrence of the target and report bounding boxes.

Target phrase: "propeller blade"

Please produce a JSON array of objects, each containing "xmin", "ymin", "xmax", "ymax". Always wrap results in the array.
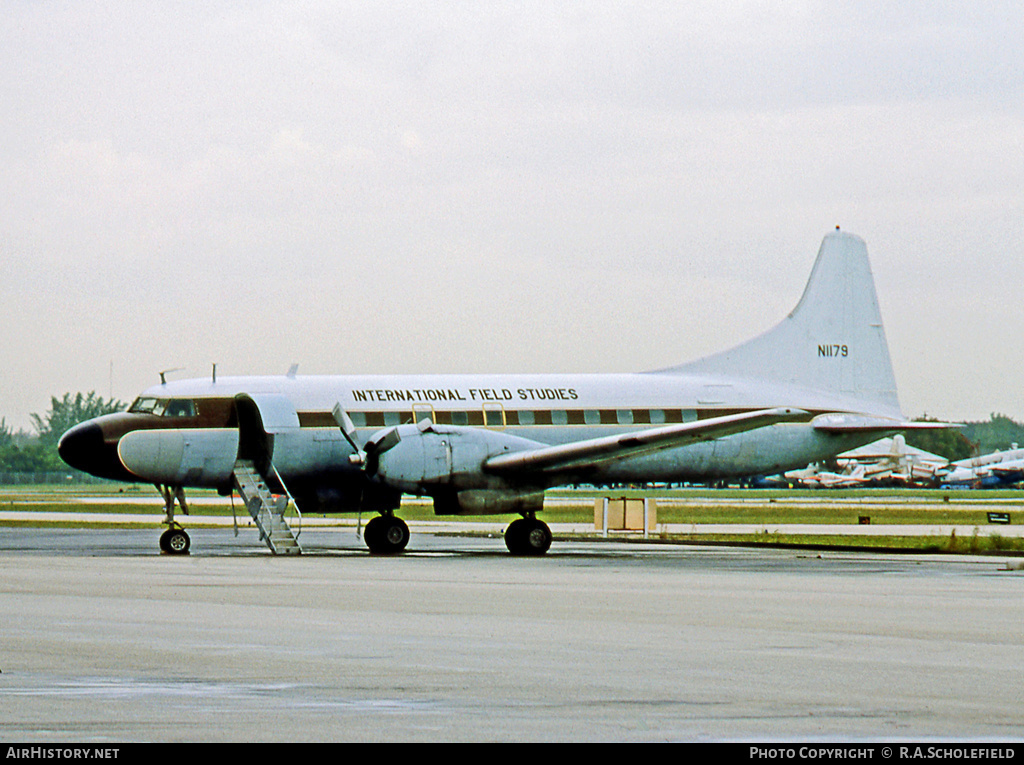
[{"xmin": 332, "ymin": 403, "xmax": 366, "ymax": 466}]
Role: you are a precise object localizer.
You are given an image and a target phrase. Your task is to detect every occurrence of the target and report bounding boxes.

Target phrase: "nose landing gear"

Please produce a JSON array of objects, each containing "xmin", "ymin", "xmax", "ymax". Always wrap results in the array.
[{"xmin": 158, "ymin": 484, "xmax": 191, "ymax": 555}]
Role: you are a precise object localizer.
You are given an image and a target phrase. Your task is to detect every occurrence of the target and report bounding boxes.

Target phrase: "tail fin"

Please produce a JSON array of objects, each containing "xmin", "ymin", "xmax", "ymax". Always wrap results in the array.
[{"xmin": 661, "ymin": 230, "xmax": 902, "ymax": 417}]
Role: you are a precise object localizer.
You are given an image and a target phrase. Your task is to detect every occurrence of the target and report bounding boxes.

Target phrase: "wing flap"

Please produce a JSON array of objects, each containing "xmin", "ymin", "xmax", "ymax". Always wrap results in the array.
[{"xmin": 484, "ymin": 407, "xmax": 808, "ymax": 476}]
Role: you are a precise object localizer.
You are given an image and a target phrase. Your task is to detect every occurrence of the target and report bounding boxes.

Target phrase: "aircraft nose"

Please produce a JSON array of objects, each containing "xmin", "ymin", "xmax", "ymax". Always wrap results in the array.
[{"xmin": 57, "ymin": 421, "xmax": 107, "ymax": 474}]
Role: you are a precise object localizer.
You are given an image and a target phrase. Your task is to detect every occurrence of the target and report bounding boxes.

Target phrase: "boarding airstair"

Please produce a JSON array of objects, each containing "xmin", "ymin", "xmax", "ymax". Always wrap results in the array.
[{"xmin": 232, "ymin": 459, "xmax": 302, "ymax": 555}]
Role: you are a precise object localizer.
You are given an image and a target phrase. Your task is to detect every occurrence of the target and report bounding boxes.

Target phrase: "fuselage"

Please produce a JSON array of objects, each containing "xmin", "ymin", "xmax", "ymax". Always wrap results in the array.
[{"xmin": 59, "ymin": 370, "xmax": 893, "ymax": 512}]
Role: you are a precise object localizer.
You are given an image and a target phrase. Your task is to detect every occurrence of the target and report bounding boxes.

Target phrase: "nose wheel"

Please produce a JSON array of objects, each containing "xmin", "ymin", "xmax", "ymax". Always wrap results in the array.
[{"xmin": 159, "ymin": 524, "xmax": 191, "ymax": 555}]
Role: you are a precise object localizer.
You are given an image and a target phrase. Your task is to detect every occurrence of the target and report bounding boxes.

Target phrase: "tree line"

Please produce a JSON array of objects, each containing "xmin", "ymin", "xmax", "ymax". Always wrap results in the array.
[
  {"xmin": 0, "ymin": 392, "xmax": 125, "ymax": 472},
  {"xmin": 904, "ymin": 413, "xmax": 1024, "ymax": 461}
]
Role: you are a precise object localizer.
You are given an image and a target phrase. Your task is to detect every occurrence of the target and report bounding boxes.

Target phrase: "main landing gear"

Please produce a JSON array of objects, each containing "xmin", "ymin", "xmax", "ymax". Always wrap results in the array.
[
  {"xmin": 504, "ymin": 515, "xmax": 552, "ymax": 556},
  {"xmin": 361, "ymin": 512, "xmax": 551, "ymax": 556},
  {"xmin": 158, "ymin": 484, "xmax": 191, "ymax": 555},
  {"xmin": 363, "ymin": 512, "xmax": 410, "ymax": 555}
]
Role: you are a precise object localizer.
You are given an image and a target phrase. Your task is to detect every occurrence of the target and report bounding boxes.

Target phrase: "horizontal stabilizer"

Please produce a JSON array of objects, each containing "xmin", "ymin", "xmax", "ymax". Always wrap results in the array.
[
  {"xmin": 812, "ymin": 413, "xmax": 960, "ymax": 433},
  {"xmin": 485, "ymin": 407, "xmax": 808, "ymax": 476}
]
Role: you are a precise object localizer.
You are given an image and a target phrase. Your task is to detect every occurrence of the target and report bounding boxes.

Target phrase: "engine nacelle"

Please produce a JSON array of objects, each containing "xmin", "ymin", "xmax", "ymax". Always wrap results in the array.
[
  {"xmin": 431, "ymin": 488, "xmax": 545, "ymax": 516},
  {"xmin": 371, "ymin": 422, "xmax": 544, "ymax": 499},
  {"xmin": 117, "ymin": 428, "xmax": 240, "ymax": 486}
]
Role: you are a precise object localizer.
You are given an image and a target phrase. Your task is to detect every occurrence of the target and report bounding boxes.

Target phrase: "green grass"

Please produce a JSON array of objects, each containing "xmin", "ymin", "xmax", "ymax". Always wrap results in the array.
[
  {"xmin": 3, "ymin": 485, "xmax": 1023, "ymax": 555},
  {"xmin": 544, "ymin": 487, "xmax": 1022, "ymax": 526},
  {"xmin": 632, "ymin": 531, "xmax": 1024, "ymax": 554},
  {"xmin": 635, "ymin": 505, "xmax": 1008, "ymax": 526}
]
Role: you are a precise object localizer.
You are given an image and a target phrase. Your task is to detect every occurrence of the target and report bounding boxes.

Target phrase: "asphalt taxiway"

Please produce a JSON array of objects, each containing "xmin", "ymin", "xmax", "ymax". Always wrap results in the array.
[{"xmin": 1, "ymin": 527, "xmax": 1022, "ymax": 742}]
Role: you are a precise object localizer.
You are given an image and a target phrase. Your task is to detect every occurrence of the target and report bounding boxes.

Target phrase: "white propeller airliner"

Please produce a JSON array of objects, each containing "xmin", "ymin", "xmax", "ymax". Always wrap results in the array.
[{"xmin": 59, "ymin": 230, "xmax": 941, "ymax": 556}]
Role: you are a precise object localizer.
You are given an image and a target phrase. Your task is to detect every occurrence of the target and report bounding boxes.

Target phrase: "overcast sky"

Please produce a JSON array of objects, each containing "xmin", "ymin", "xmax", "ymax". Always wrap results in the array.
[{"xmin": 2, "ymin": 2, "xmax": 1022, "ymax": 431}]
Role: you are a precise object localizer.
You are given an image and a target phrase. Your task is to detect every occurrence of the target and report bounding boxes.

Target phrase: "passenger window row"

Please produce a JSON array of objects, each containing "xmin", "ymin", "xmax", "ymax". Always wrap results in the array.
[
  {"xmin": 128, "ymin": 399, "xmax": 706, "ymax": 430},
  {"xmin": 344, "ymin": 408, "xmax": 700, "ymax": 428}
]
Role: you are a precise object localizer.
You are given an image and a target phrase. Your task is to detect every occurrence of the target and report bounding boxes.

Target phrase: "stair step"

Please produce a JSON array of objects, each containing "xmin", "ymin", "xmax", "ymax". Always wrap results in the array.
[{"xmin": 233, "ymin": 458, "xmax": 301, "ymax": 556}]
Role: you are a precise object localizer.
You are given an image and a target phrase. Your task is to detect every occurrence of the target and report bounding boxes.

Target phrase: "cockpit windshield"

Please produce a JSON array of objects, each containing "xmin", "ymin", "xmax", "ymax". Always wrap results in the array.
[
  {"xmin": 164, "ymin": 399, "xmax": 196, "ymax": 417},
  {"xmin": 129, "ymin": 397, "xmax": 160, "ymax": 414},
  {"xmin": 128, "ymin": 397, "xmax": 196, "ymax": 418}
]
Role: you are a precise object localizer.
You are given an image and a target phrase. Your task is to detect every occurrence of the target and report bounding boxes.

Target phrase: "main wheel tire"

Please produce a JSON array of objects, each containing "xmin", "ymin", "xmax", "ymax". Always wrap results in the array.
[
  {"xmin": 160, "ymin": 527, "xmax": 190, "ymax": 555},
  {"xmin": 364, "ymin": 515, "xmax": 409, "ymax": 555},
  {"xmin": 505, "ymin": 518, "xmax": 551, "ymax": 556},
  {"xmin": 504, "ymin": 518, "xmax": 525, "ymax": 554}
]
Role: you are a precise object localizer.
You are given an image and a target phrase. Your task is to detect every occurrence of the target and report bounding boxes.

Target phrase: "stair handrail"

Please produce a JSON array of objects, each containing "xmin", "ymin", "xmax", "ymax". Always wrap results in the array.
[{"xmin": 269, "ymin": 461, "xmax": 302, "ymax": 541}]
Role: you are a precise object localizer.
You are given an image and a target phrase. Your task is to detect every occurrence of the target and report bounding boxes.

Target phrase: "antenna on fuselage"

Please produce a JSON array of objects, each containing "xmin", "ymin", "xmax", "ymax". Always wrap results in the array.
[
  {"xmin": 159, "ymin": 368, "xmax": 184, "ymax": 385},
  {"xmin": 212, "ymin": 363, "xmax": 217, "ymax": 384}
]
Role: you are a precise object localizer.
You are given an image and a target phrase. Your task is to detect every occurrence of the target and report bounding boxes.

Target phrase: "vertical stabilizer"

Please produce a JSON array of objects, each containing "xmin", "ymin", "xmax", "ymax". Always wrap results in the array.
[{"xmin": 663, "ymin": 231, "xmax": 901, "ymax": 416}]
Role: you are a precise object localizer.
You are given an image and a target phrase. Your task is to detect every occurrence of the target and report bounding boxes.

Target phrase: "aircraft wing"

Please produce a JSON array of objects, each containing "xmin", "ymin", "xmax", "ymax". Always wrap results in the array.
[
  {"xmin": 484, "ymin": 407, "xmax": 807, "ymax": 476},
  {"xmin": 991, "ymin": 459, "xmax": 1024, "ymax": 475}
]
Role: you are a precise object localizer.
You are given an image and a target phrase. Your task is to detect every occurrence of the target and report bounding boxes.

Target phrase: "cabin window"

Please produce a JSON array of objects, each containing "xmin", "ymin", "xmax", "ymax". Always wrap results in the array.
[
  {"xmin": 551, "ymin": 410, "xmax": 568, "ymax": 426},
  {"xmin": 649, "ymin": 409, "xmax": 666, "ymax": 424},
  {"xmin": 412, "ymin": 404, "xmax": 434, "ymax": 424},
  {"xmin": 517, "ymin": 410, "xmax": 535, "ymax": 426},
  {"xmin": 483, "ymin": 406, "xmax": 504, "ymax": 427},
  {"xmin": 383, "ymin": 411, "xmax": 401, "ymax": 427},
  {"xmin": 584, "ymin": 410, "xmax": 601, "ymax": 425},
  {"xmin": 616, "ymin": 409, "xmax": 633, "ymax": 425},
  {"xmin": 349, "ymin": 412, "xmax": 368, "ymax": 428}
]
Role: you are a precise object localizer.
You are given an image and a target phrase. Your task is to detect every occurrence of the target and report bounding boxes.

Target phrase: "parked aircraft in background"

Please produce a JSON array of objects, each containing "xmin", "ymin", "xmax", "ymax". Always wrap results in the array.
[
  {"xmin": 59, "ymin": 230, "xmax": 945, "ymax": 556},
  {"xmin": 938, "ymin": 446, "xmax": 1024, "ymax": 488},
  {"xmin": 784, "ymin": 435, "xmax": 949, "ymax": 488},
  {"xmin": 785, "ymin": 463, "xmax": 871, "ymax": 489},
  {"xmin": 781, "ymin": 438, "xmax": 1024, "ymax": 490}
]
